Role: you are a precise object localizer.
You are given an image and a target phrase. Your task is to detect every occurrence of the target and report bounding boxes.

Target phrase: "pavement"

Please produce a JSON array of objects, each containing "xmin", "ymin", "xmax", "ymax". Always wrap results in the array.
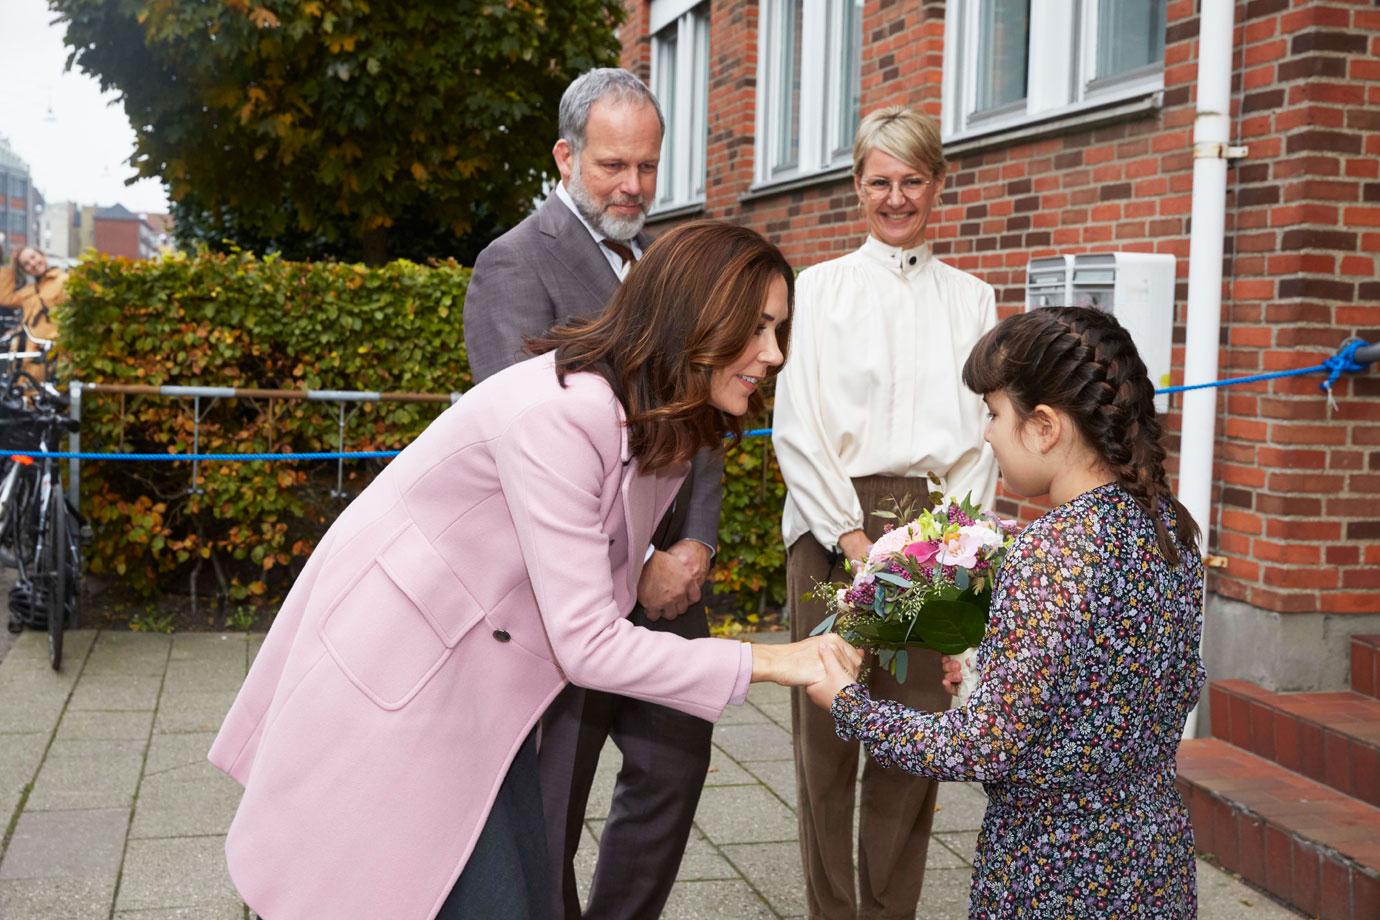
[{"xmin": 0, "ymin": 628, "xmax": 1305, "ymax": 920}]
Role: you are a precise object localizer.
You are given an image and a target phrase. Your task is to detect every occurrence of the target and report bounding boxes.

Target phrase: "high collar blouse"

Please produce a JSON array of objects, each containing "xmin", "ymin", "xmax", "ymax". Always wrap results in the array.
[{"xmin": 772, "ymin": 236, "xmax": 999, "ymax": 549}]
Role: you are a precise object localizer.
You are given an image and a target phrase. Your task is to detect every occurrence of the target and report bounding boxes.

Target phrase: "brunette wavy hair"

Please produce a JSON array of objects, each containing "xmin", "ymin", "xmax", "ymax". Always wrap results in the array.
[
  {"xmin": 961, "ymin": 306, "xmax": 1200, "ymax": 564},
  {"xmin": 530, "ymin": 220, "xmax": 793, "ymax": 473}
]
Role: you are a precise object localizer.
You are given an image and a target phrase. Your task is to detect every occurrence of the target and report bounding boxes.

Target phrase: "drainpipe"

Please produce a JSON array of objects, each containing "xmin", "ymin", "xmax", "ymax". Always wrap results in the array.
[{"xmin": 1180, "ymin": 0, "xmax": 1243, "ymax": 738}]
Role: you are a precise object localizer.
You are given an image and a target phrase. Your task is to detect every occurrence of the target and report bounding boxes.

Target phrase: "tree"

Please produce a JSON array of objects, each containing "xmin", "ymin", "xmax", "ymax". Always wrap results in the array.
[{"xmin": 52, "ymin": 0, "xmax": 626, "ymax": 263}]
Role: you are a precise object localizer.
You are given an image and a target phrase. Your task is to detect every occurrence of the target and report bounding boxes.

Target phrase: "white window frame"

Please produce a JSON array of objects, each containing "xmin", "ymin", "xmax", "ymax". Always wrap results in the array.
[
  {"xmin": 941, "ymin": 0, "xmax": 1166, "ymax": 143},
  {"xmin": 650, "ymin": 0, "xmax": 710, "ymax": 213},
  {"xmin": 754, "ymin": 0, "xmax": 863, "ymax": 188}
]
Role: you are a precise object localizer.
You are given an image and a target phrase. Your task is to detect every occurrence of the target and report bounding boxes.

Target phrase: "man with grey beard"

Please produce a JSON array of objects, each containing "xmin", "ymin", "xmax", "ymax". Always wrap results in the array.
[{"xmin": 463, "ymin": 69, "xmax": 724, "ymax": 920}]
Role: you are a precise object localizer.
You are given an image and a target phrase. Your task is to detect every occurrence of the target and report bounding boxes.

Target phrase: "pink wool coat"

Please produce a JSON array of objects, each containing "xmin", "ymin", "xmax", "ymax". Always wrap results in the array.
[{"xmin": 208, "ymin": 352, "xmax": 747, "ymax": 920}]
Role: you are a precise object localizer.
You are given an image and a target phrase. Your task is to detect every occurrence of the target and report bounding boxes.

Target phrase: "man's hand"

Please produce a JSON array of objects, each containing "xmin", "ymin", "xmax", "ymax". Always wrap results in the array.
[
  {"xmin": 665, "ymin": 539, "xmax": 712, "ymax": 585},
  {"xmin": 637, "ymin": 549, "xmax": 702, "ymax": 621},
  {"xmin": 837, "ymin": 530, "xmax": 872, "ymax": 565},
  {"xmin": 805, "ymin": 639, "xmax": 865, "ymax": 711},
  {"xmin": 941, "ymin": 655, "xmax": 964, "ymax": 696}
]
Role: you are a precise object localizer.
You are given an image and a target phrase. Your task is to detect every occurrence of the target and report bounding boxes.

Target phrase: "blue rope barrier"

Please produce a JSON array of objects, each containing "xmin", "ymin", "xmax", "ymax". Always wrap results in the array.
[{"xmin": 5, "ymin": 339, "xmax": 1372, "ymax": 463}]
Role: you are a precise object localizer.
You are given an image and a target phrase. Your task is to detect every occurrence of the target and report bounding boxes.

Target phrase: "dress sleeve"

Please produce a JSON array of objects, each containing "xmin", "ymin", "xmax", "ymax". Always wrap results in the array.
[
  {"xmin": 771, "ymin": 273, "xmax": 865, "ymax": 547},
  {"xmin": 830, "ymin": 521, "xmax": 1086, "ymax": 780}
]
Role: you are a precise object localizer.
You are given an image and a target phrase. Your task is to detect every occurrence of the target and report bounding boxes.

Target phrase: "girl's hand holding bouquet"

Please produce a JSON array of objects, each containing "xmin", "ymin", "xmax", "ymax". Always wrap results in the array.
[{"xmin": 810, "ymin": 481, "xmax": 1016, "ymax": 701}]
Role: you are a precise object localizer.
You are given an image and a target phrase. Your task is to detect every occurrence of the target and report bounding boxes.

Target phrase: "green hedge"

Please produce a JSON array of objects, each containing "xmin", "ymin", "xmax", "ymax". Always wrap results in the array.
[{"xmin": 59, "ymin": 249, "xmax": 787, "ymax": 618}]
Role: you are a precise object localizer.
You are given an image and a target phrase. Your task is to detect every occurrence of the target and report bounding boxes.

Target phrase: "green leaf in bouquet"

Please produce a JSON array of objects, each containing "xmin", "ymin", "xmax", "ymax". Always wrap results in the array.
[
  {"xmin": 959, "ymin": 490, "xmax": 980, "ymax": 520},
  {"xmin": 878, "ymin": 649, "xmax": 895, "ymax": 672},
  {"xmin": 914, "ymin": 598, "xmax": 989, "ymax": 654},
  {"xmin": 955, "ymin": 567, "xmax": 970, "ymax": 591},
  {"xmin": 809, "ymin": 611, "xmax": 838, "ymax": 637},
  {"xmin": 894, "ymin": 648, "xmax": 909, "ymax": 683},
  {"xmin": 873, "ymin": 591, "xmax": 886, "ymax": 616},
  {"xmin": 874, "ymin": 571, "xmax": 913, "ymax": 589}
]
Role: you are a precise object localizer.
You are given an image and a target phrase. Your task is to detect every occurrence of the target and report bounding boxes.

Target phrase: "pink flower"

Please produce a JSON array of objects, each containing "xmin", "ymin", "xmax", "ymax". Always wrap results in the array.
[
  {"xmin": 903, "ymin": 540, "xmax": 941, "ymax": 565},
  {"xmin": 937, "ymin": 524, "xmax": 1005, "ymax": 569}
]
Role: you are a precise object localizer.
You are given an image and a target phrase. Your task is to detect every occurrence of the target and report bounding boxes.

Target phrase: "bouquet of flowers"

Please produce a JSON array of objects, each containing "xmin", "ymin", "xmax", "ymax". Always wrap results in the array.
[{"xmin": 810, "ymin": 484, "xmax": 1016, "ymax": 694}]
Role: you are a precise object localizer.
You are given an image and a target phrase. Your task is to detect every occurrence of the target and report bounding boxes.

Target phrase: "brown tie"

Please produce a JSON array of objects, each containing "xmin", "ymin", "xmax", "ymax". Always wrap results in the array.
[{"xmin": 601, "ymin": 239, "xmax": 637, "ymax": 270}]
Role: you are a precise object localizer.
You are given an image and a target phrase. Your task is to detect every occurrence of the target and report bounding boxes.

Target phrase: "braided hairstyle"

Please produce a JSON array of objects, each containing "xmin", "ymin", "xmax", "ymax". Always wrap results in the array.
[{"xmin": 961, "ymin": 306, "xmax": 1200, "ymax": 564}]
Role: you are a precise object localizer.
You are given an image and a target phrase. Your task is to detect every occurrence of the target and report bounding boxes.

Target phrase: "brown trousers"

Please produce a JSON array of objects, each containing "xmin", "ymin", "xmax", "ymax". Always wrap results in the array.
[{"xmin": 790, "ymin": 475, "xmax": 951, "ymax": 920}]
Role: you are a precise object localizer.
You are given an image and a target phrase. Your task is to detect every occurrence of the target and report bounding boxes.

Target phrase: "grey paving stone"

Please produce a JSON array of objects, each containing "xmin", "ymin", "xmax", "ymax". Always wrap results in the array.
[
  {"xmin": 152, "ymin": 690, "xmax": 237, "ymax": 734},
  {"xmin": 162, "ymin": 658, "xmax": 247, "ymax": 692},
  {"xmin": 0, "ymin": 807, "xmax": 128, "ymax": 879},
  {"xmin": 716, "ymin": 699, "xmax": 772, "ymax": 726},
  {"xmin": 114, "ymin": 906, "xmax": 245, "ymax": 919},
  {"xmin": 130, "ymin": 761, "xmax": 242, "ymax": 839},
  {"xmin": 56, "ymin": 709, "xmax": 154, "ymax": 742},
  {"xmin": 0, "ymin": 731, "xmax": 47, "ymax": 824},
  {"xmin": 114, "ymin": 836, "xmax": 241, "ymax": 913},
  {"xmin": 573, "ymin": 824, "xmax": 597, "ymax": 904},
  {"xmin": 926, "ymin": 833, "xmax": 973, "ymax": 869},
  {"xmin": 741, "ymin": 759, "xmax": 798, "ymax": 810},
  {"xmin": 0, "ymin": 692, "xmax": 67, "ymax": 733},
  {"xmin": 745, "ymin": 678, "xmax": 791, "ymax": 706},
  {"xmin": 0, "ymin": 629, "xmax": 95, "ymax": 667},
  {"xmin": 68, "ymin": 674, "xmax": 164, "ymax": 712},
  {"xmin": 702, "ymin": 745, "xmax": 756, "ymax": 787},
  {"xmin": 914, "ymin": 866, "xmax": 973, "ymax": 920},
  {"xmin": 141, "ymin": 731, "xmax": 217, "ymax": 776},
  {"xmin": 1196, "ymin": 857, "xmax": 1302, "ymax": 920},
  {"xmin": 720, "ymin": 840, "xmax": 806, "ymax": 916},
  {"xmin": 660, "ymin": 879, "xmax": 775, "ymax": 919},
  {"xmin": 0, "ymin": 875, "xmax": 116, "ymax": 920},
  {"xmin": 711, "ymin": 721, "xmax": 794, "ymax": 763},
  {"xmin": 674, "ymin": 830, "xmax": 738, "ymax": 882},
  {"xmin": 168, "ymin": 633, "xmax": 248, "ymax": 664},
  {"xmin": 693, "ymin": 785, "xmax": 797, "ymax": 845},
  {"xmin": 932, "ymin": 781, "xmax": 988, "ymax": 833},
  {"xmin": 932, "ymin": 830, "xmax": 978, "ymax": 868},
  {"xmin": 754, "ymin": 701, "xmax": 793, "ymax": 730},
  {"xmin": 25, "ymin": 745, "xmax": 145, "ymax": 811},
  {"xmin": 247, "ymin": 635, "xmax": 265, "ymax": 667}
]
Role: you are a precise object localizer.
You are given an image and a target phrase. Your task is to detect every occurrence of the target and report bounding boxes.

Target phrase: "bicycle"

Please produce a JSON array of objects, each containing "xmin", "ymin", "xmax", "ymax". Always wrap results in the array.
[{"xmin": 0, "ymin": 369, "xmax": 82, "ymax": 670}]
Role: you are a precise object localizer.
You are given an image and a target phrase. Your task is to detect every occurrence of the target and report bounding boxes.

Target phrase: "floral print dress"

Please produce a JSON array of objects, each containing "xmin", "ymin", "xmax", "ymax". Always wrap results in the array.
[{"xmin": 832, "ymin": 483, "xmax": 1205, "ymax": 918}]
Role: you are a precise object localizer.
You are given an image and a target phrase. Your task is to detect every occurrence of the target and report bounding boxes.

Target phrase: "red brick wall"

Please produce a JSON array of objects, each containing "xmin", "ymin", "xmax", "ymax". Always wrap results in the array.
[
  {"xmin": 620, "ymin": 0, "xmax": 1380, "ymax": 616},
  {"xmin": 93, "ymin": 219, "xmax": 143, "ymax": 259}
]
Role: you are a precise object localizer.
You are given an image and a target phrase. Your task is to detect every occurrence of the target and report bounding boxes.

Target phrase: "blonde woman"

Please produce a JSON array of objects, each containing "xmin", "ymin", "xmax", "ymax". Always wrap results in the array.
[{"xmin": 773, "ymin": 106, "xmax": 998, "ymax": 919}]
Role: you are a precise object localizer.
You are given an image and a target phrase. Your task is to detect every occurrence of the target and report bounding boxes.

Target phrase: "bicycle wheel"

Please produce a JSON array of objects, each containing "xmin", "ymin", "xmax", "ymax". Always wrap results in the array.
[{"xmin": 44, "ymin": 488, "xmax": 66, "ymax": 670}]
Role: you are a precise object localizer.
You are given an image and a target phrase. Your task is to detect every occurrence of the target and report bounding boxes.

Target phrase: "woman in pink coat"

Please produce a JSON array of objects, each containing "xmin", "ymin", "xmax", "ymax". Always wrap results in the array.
[{"xmin": 209, "ymin": 220, "xmax": 856, "ymax": 920}]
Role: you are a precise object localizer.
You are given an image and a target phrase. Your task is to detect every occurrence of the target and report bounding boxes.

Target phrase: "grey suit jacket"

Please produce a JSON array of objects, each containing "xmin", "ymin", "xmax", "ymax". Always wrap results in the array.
[{"xmin": 463, "ymin": 193, "xmax": 724, "ymax": 550}]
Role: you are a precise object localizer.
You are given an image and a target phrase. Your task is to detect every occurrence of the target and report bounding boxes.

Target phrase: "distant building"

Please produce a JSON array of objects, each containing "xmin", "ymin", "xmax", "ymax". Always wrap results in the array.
[
  {"xmin": 38, "ymin": 201, "xmax": 82, "ymax": 262},
  {"xmin": 141, "ymin": 212, "xmax": 175, "ymax": 254},
  {"xmin": 92, "ymin": 203, "xmax": 158, "ymax": 260},
  {"xmin": 0, "ymin": 135, "xmax": 40, "ymax": 257}
]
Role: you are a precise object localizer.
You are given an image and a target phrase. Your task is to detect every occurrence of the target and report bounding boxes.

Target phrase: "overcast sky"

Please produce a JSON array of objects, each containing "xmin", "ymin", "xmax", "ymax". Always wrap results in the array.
[{"xmin": 1, "ymin": 0, "xmax": 171, "ymax": 214}]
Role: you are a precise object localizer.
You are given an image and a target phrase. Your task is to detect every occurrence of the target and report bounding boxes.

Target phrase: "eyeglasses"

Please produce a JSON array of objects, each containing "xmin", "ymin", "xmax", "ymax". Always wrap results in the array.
[{"xmin": 860, "ymin": 176, "xmax": 939, "ymax": 200}]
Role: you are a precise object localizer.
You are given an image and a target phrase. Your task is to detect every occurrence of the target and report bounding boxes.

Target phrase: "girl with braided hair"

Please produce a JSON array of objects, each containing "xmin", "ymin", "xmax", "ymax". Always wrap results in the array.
[{"xmin": 805, "ymin": 306, "xmax": 1205, "ymax": 918}]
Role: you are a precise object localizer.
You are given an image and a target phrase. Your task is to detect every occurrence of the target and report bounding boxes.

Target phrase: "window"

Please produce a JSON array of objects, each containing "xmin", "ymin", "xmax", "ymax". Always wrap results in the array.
[
  {"xmin": 650, "ymin": 0, "xmax": 710, "ymax": 211},
  {"xmin": 942, "ymin": 0, "xmax": 1167, "ymax": 141},
  {"xmin": 756, "ymin": 0, "xmax": 863, "ymax": 186}
]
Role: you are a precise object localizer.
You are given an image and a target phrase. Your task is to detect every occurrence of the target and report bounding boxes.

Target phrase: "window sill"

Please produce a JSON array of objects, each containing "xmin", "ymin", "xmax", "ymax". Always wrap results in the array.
[
  {"xmin": 942, "ymin": 91, "xmax": 1163, "ymax": 159},
  {"xmin": 646, "ymin": 201, "xmax": 706, "ymax": 225},
  {"xmin": 739, "ymin": 165, "xmax": 854, "ymax": 204}
]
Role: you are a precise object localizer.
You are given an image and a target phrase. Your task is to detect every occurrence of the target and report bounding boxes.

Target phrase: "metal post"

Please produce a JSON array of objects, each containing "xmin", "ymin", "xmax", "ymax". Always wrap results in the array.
[
  {"xmin": 1180, "ymin": 0, "xmax": 1240, "ymax": 740},
  {"xmin": 67, "ymin": 381, "xmax": 82, "ymax": 511}
]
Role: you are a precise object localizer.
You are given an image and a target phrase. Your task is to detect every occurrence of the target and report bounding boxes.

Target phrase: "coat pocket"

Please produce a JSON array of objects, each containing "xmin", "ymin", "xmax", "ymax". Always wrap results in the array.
[{"xmin": 320, "ymin": 524, "xmax": 485, "ymax": 710}]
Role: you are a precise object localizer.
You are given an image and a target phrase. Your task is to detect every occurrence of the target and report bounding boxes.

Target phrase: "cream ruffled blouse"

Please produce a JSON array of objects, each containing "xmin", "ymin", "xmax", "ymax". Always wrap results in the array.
[{"xmin": 773, "ymin": 235, "xmax": 999, "ymax": 549}]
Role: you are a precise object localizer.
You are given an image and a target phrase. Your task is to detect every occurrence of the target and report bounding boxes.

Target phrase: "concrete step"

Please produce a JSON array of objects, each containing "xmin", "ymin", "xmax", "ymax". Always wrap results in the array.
[
  {"xmin": 1352, "ymin": 634, "xmax": 1380, "ymax": 699},
  {"xmin": 1176, "ymin": 737, "xmax": 1380, "ymax": 920},
  {"xmin": 1207, "ymin": 679, "xmax": 1380, "ymax": 808}
]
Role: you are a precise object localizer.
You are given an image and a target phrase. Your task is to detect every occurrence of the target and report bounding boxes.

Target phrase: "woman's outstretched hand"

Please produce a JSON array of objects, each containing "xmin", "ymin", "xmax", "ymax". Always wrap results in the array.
[
  {"xmin": 750, "ymin": 635, "xmax": 862, "ymax": 687},
  {"xmin": 805, "ymin": 640, "xmax": 865, "ymax": 711}
]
